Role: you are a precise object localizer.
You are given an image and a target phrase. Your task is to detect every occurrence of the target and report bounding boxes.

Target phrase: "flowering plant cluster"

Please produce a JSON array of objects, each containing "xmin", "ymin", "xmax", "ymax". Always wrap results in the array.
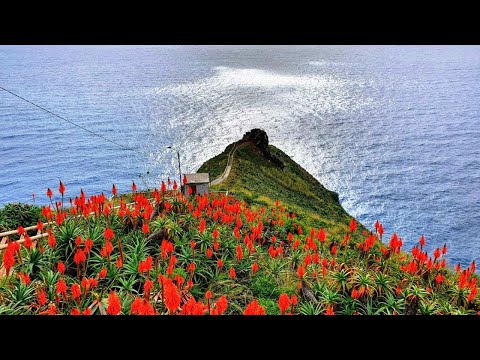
[{"xmin": 0, "ymin": 180, "xmax": 478, "ymax": 315}]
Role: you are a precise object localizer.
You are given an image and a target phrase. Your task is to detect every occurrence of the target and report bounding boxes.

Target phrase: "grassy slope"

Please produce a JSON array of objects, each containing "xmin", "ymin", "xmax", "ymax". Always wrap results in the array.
[
  {"xmin": 198, "ymin": 141, "xmax": 366, "ymax": 239},
  {"xmin": 1, "ymin": 138, "xmax": 478, "ymax": 314},
  {"xmin": 196, "ymin": 140, "xmax": 480, "ymax": 314}
]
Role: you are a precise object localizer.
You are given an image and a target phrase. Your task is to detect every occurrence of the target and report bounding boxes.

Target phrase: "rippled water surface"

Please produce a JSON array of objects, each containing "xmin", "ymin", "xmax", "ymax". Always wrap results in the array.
[{"xmin": 1, "ymin": 45, "xmax": 479, "ymax": 267}]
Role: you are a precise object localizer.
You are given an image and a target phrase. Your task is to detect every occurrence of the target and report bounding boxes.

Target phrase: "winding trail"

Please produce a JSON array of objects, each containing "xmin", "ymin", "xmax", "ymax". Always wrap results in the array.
[{"xmin": 210, "ymin": 142, "xmax": 238, "ymax": 186}]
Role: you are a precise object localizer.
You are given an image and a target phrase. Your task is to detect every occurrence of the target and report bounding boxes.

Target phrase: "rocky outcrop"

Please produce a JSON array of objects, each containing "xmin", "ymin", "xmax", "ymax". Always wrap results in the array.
[{"xmin": 242, "ymin": 128, "xmax": 284, "ymax": 169}]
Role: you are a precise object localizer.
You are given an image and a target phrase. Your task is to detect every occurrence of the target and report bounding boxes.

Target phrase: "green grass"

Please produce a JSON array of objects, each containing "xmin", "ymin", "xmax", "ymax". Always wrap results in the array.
[
  {"xmin": 0, "ymin": 203, "xmax": 42, "ymax": 238},
  {"xmin": 198, "ymin": 140, "xmax": 364, "ymax": 238},
  {"xmin": 198, "ymin": 143, "xmax": 235, "ymax": 181}
]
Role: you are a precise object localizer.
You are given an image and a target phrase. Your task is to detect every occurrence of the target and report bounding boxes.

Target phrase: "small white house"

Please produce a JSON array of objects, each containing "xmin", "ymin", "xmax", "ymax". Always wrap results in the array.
[{"xmin": 184, "ymin": 173, "xmax": 210, "ymax": 196}]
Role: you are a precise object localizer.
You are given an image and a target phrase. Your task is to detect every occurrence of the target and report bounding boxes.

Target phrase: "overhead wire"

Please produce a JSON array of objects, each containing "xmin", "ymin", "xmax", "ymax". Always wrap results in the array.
[{"xmin": 0, "ymin": 86, "xmax": 166, "ymax": 186}]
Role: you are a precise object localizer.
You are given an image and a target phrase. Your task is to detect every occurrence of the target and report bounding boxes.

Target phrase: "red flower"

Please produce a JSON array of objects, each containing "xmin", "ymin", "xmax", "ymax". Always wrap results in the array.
[
  {"xmin": 71, "ymin": 308, "xmax": 81, "ymax": 315},
  {"xmin": 58, "ymin": 180, "xmax": 66, "ymax": 196},
  {"xmin": 71, "ymin": 284, "xmax": 81, "ymax": 299},
  {"xmin": 297, "ymin": 225, "xmax": 303, "ymax": 235},
  {"xmin": 349, "ymin": 218, "xmax": 357, "ymax": 233},
  {"xmin": 205, "ymin": 290, "xmax": 212, "ymax": 300},
  {"xmin": 130, "ymin": 297, "xmax": 143, "ymax": 315},
  {"xmin": 112, "ymin": 184, "xmax": 117, "ymax": 196},
  {"xmin": 116, "ymin": 257, "xmax": 123, "ymax": 268},
  {"xmin": 378, "ymin": 224, "xmax": 384, "ymax": 237},
  {"xmin": 83, "ymin": 308, "xmax": 92, "ymax": 315},
  {"xmin": 467, "ymin": 287, "xmax": 478, "ymax": 302},
  {"xmin": 206, "ymin": 248, "xmax": 213, "ymax": 258},
  {"xmin": 100, "ymin": 241, "xmax": 114, "ymax": 258},
  {"xmin": 317, "ymin": 228, "xmax": 326, "ymax": 243},
  {"xmin": 40, "ymin": 304, "xmax": 57, "ymax": 315},
  {"xmin": 297, "ymin": 264, "xmax": 305, "ymax": 279},
  {"xmin": 103, "ymin": 205, "xmax": 111, "ymax": 217},
  {"xmin": 2, "ymin": 248, "xmax": 15, "ymax": 276},
  {"xmin": 47, "ymin": 230, "xmax": 56, "ymax": 248},
  {"xmin": 144, "ymin": 279, "xmax": 154, "ymax": 296},
  {"xmin": 81, "ymin": 277, "xmax": 88, "ymax": 291},
  {"xmin": 325, "ymin": 306, "xmax": 335, "ymax": 315},
  {"xmin": 419, "ymin": 235, "xmax": 426, "ymax": 247},
  {"xmin": 164, "ymin": 278, "xmax": 181, "ymax": 314},
  {"xmin": 175, "ymin": 274, "xmax": 184, "ymax": 288},
  {"xmin": 214, "ymin": 295, "xmax": 228, "ymax": 315},
  {"xmin": 442, "ymin": 243, "xmax": 447, "ymax": 255},
  {"xmin": 37, "ymin": 220, "xmax": 44, "ymax": 232},
  {"xmin": 183, "ymin": 175, "xmax": 188, "ymax": 185},
  {"xmin": 351, "ymin": 288, "xmax": 360, "ymax": 299},
  {"xmin": 75, "ymin": 236, "xmax": 83, "ymax": 247},
  {"xmin": 17, "ymin": 225, "xmax": 26, "ymax": 236},
  {"xmin": 37, "ymin": 289, "xmax": 47, "ymax": 306},
  {"xmin": 212, "ymin": 228, "xmax": 219, "ymax": 239},
  {"xmin": 57, "ymin": 261, "xmax": 65, "ymax": 274},
  {"xmin": 18, "ymin": 272, "xmax": 31, "ymax": 285},
  {"xmin": 252, "ymin": 262, "xmax": 259, "ymax": 274},
  {"xmin": 142, "ymin": 222, "xmax": 149, "ymax": 235},
  {"xmin": 103, "ymin": 227, "xmax": 114, "ymax": 241},
  {"xmin": 131, "ymin": 181, "xmax": 137, "ymax": 193},
  {"xmin": 167, "ymin": 255, "xmax": 177, "ymax": 275},
  {"xmin": 213, "ymin": 239, "xmax": 219, "ymax": 251},
  {"xmin": 293, "ymin": 239, "xmax": 300, "ymax": 250},
  {"xmin": 199, "ymin": 218, "xmax": 206, "ymax": 233},
  {"xmin": 56, "ymin": 279, "xmax": 67, "ymax": 295},
  {"xmin": 106, "ymin": 291, "xmax": 122, "ymax": 315},
  {"xmin": 304, "ymin": 253, "xmax": 312, "ymax": 266},
  {"xmin": 190, "ymin": 240, "xmax": 196, "ymax": 249},
  {"xmin": 433, "ymin": 248, "xmax": 441, "ymax": 260},
  {"xmin": 88, "ymin": 278, "xmax": 98, "ymax": 289},
  {"xmin": 173, "ymin": 180, "xmax": 178, "ymax": 191},
  {"xmin": 229, "ymin": 267, "xmax": 236, "ymax": 279},
  {"xmin": 426, "ymin": 258, "xmax": 433, "ymax": 270},
  {"xmin": 243, "ymin": 299, "xmax": 266, "ymax": 315},
  {"xmin": 268, "ymin": 245, "xmax": 276, "ymax": 258},
  {"xmin": 217, "ymin": 259, "xmax": 223, "ymax": 269},
  {"xmin": 236, "ymin": 244, "xmax": 243, "ymax": 261},
  {"xmin": 46, "ymin": 188, "xmax": 53, "ymax": 199},
  {"xmin": 278, "ymin": 293, "xmax": 290, "ymax": 315},
  {"xmin": 388, "ymin": 233, "xmax": 403, "ymax": 254},
  {"xmin": 435, "ymin": 273, "xmax": 445, "ymax": 286},
  {"xmin": 73, "ymin": 249, "xmax": 86, "ymax": 265},
  {"xmin": 331, "ymin": 245, "xmax": 337, "ymax": 256},
  {"xmin": 99, "ymin": 267, "xmax": 107, "ymax": 279},
  {"xmin": 290, "ymin": 294, "xmax": 298, "ymax": 306},
  {"xmin": 85, "ymin": 238, "xmax": 93, "ymax": 254}
]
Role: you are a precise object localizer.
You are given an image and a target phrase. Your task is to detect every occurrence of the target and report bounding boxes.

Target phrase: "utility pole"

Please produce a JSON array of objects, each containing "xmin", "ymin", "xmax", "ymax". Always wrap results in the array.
[
  {"xmin": 176, "ymin": 150, "xmax": 182, "ymax": 187},
  {"xmin": 167, "ymin": 146, "xmax": 182, "ymax": 189}
]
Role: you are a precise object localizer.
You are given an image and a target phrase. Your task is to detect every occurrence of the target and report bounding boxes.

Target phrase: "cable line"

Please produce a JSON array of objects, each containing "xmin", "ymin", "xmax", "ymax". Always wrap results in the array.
[
  {"xmin": 0, "ymin": 86, "xmax": 139, "ymax": 153},
  {"xmin": 1, "ymin": 86, "xmax": 181, "ymax": 187}
]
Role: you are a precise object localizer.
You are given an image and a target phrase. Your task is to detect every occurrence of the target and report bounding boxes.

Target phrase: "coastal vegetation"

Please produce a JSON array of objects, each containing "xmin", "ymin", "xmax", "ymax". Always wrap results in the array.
[{"xmin": 0, "ymin": 130, "xmax": 478, "ymax": 315}]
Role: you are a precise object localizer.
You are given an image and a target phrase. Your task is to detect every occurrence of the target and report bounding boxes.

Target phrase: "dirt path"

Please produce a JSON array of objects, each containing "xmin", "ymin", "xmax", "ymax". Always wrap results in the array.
[{"xmin": 210, "ymin": 142, "xmax": 239, "ymax": 186}]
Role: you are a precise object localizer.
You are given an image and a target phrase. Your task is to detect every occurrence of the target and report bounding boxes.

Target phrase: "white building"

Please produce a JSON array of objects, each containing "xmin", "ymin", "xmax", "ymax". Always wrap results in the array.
[{"xmin": 183, "ymin": 173, "xmax": 210, "ymax": 196}]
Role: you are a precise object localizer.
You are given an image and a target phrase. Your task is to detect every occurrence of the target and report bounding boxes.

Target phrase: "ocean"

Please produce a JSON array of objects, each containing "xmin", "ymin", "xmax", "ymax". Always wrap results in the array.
[{"xmin": 1, "ymin": 45, "xmax": 479, "ymax": 268}]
